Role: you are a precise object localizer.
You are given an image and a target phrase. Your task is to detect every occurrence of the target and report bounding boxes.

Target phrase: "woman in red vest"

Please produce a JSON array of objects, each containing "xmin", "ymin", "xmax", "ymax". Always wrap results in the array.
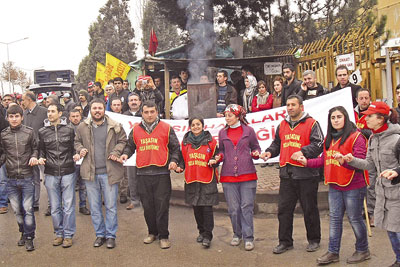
[
  {"xmin": 215, "ymin": 104, "xmax": 261, "ymax": 251},
  {"xmin": 297, "ymin": 106, "xmax": 370, "ymax": 265},
  {"xmin": 177, "ymin": 117, "xmax": 219, "ymax": 248}
]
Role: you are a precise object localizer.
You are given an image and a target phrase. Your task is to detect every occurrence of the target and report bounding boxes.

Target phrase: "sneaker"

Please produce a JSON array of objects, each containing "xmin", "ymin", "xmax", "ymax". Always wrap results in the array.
[
  {"xmin": 53, "ymin": 237, "xmax": 63, "ymax": 246},
  {"xmin": 79, "ymin": 207, "xmax": 91, "ymax": 215},
  {"xmin": 245, "ymin": 241, "xmax": 255, "ymax": 251},
  {"xmin": 25, "ymin": 239, "xmax": 35, "ymax": 251},
  {"xmin": 230, "ymin": 237, "xmax": 241, "ymax": 246},
  {"xmin": 346, "ymin": 250, "xmax": 370, "ymax": 264},
  {"xmin": 0, "ymin": 207, "xmax": 8, "ymax": 214},
  {"xmin": 306, "ymin": 242, "xmax": 320, "ymax": 252},
  {"xmin": 17, "ymin": 235, "xmax": 25, "ymax": 246},
  {"xmin": 143, "ymin": 234, "xmax": 156, "ymax": 244},
  {"xmin": 62, "ymin": 238, "xmax": 73, "ymax": 248},
  {"xmin": 196, "ymin": 234, "xmax": 203, "ymax": 243},
  {"xmin": 316, "ymin": 251, "xmax": 339, "ymax": 264},
  {"xmin": 202, "ymin": 238, "xmax": 211, "ymax": 248},
  {"xmin": 160, "ymin": 239, "xmax": 171, "ymax": 249}
]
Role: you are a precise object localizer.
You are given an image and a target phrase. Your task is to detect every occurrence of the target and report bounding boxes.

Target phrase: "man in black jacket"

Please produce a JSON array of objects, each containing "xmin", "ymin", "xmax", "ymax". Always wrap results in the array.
[
  {"xmin": 298, "ymin": 70, "xmax": 328, "ymax": 101},
  {"xmin": 261, "ymin": 95, "xmax": 323, "ymax": 254},
  {"xmin": 121, "ymin": 101, "xmax": 181, "ymax": 249},
  {"xmin": 21, "ymin": 91, "xmax": 48, "ymax": 211},
  {"xmin": 282, "ymin": 63, "xmax": 302, "ymax": 106},
  {"xmin": 38, "ymin": 104, "xmax": 78, "ymax": 248},
  {"xmin": 0, "ymin": 104, "xmax": 38, "ymax": 251},
  {"xmin": 331, "ymin": 65, "xmax": 361, "ymax": 108}
]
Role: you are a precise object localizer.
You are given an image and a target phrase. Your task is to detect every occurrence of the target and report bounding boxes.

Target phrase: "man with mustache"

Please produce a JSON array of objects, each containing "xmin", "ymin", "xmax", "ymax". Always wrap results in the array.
[{"xmin": 74, "ymin": 99, "xmax": 127, "ymax": 249}]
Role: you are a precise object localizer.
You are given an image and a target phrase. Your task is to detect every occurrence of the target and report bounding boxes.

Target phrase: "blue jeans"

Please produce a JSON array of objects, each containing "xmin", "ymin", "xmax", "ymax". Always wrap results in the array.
[
  {"xmin": 44, "ymin": 173, "xmax": 76, "ymax": 238},
  {"xmin": 74, "ymin": 165, "xmax": 87, "ymax": 208},
  {"xmin": 32, "ymin": 166, "xmax": 41, "ymax": 208},
  {"xmin": 222, "ymin": 180, "xmax": 257, "ymax": 242},
  {"xmin": 85, "ymin": 174, "xmax": 118, "ymax": 239},
  {"xmin": 0, "ymin": 164, "xmax": 8, "ymax": 208},
  {"xmin": 328, "ymin": 186, "xmax": 368, "ymax": 254},
  {"xmin": 7, "ymin": 177, "xmax": 36, "ymax": 239},
  {"xmin": 387, "ymin": 231, "xmax": 400, "ymax": 262}
]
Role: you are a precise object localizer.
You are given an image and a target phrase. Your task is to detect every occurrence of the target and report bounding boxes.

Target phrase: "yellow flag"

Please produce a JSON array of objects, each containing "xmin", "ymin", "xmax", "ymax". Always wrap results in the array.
[
  {"xmin": 105, "ymin": 53, "xmax": 131, "ymax": 82},
  {"xmin": 95, "ymin": 62, "xmax": 106, "ymax": 88}
]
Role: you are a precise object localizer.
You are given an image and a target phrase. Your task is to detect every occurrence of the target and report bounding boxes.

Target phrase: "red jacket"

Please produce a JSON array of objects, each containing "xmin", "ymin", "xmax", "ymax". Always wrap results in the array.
[{"xmin": 251, "ymin": 94, "xmax": 273, "ymax": 112}]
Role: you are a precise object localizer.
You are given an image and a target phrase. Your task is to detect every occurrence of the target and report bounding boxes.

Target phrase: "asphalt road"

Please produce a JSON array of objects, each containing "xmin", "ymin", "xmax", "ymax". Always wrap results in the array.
[{"xmin": 0, "ymin": 187, "xmax": 396, "ymax": 267}]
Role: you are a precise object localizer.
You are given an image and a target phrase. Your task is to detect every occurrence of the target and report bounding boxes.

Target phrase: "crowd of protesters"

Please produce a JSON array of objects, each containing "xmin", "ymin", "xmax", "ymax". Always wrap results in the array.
[{"xmin": 0, "ymin": 63, "xmax": 399, "ymax": 267}]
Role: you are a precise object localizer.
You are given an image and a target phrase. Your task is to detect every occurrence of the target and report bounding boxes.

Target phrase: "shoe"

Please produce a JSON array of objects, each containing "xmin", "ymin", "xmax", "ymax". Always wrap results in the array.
[
  {"xmin": 62, "ymin": 238, "xmax": 73, "ymax": 248},
  {"xmin": 196, "ymin": 234, "xmax": 203, "ymax": 243},
  {"xmin": 25, "ymin": 239, "xmax": 35, "ymax": 251},
  {"xmin": 106, "ymin": 238, "xmax": 115, "ymax": 249},
  {"xmin": 389, "ymin": 261, "xmax": 400, "ymax": 267},
  {"xmin": 93, "ymin": 237, "xmax": 106, "ymax": 247},
  {"xmin": 306, "ymin": 242, "xmax": 320, "ymax": 252},
  {"xmin": 17, "ymin": 235, "xmax": 25, "ymax": 246},
  {"xmin": 245, "ymin": 241, "xmax": 255, "ymax": 251},
  {"xmin": 0, "ymin": 207, "xmax": 8, "ymax": 214},
  {"xmin": 202, "ymin": 238, "xmax": 211, "ymax": 248},
  {"xmin": 369, "ymin": 215, "xmax": 375, "ymax": 227},
  {"xmin": 273, "ymin": 244, "xmax": 294, "ymax": 254},
  {"xmin": 79, "ymin": 207, "xmax": 91, "ymax": 215},
  {"xmin": 44, "ymin": 207, "xmax": 51, "ymax": 216},
  {"xmin": 126, "ymin": 203, "xmax": 134, "ymax": 210},
  {"xmin": 143, "ymin": 234, "xmax": 156, "ymax": 244},
  {"xmin": 346, "ymin": 250, "xmax": 370, "ymax": 264},
  {"xmin": 230, "ymin": 237, "xmax": 241, "ymax": 246},
  {"xmin": 316, "ymin": 251, "xmax": 339, "ymax": 265},
  {"xmin": 160, "ymin": 239, "xmax": 171, "ymax": 249},
  {"xmin": 53, "ymin": 237, "xmax": 63, "ymax": 246},
  {"xmin": 33, "ymin": 207, "xmax": 39, "ymax": 212},
  {"xmin": 120, "ymin": 195, "xmax": 128, "ymax": 204}
]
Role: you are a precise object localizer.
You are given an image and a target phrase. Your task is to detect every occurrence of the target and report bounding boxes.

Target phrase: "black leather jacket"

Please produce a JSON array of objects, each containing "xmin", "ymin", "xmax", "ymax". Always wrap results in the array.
[
  {"xmin": 0, "ymin": 125, "xmax": 38, "ymax": 179},
  {"xmin": 38, "ymin": 117, "xmax": 75, "ymax": 176}
]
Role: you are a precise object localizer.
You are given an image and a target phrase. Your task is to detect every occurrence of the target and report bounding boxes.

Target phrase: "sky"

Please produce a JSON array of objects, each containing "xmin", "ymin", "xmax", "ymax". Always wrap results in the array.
[{"xmin": 0, "ymin": 0, "xmax": 144, "ymax": 92}]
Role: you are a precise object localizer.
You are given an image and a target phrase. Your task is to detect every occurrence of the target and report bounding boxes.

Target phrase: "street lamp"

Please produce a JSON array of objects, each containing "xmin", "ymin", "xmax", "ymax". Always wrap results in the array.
[{"xmin": 0, "ymin": 37, "xmax": 29, "ymax": 93}]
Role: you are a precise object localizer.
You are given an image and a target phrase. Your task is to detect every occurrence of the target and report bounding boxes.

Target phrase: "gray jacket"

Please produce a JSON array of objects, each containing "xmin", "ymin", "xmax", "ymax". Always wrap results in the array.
[{"xmin": 348, "ymin": 123, "xmax": 400, "ymax": 232}]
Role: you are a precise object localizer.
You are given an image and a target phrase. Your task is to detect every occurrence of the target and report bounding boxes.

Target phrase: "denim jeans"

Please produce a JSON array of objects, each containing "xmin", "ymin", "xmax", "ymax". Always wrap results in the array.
[
  {"xmin": 32, "ymin": 166, "xmax": 41, "ymax": 208},
  {"xmin": 44, "ymin": 173, "xmax": 76, "ymax": 238},
  {"xmin": 74, "ymin": 165, "xmax": 87, "ymax": 208},
  {"xmin": 222, "ymin": 180, "xmax": 257, "ymax": 242},
  {"xmin": 387, "ymin": 231, "xmax": 400, "ymax": 262},
  {"xmin": 0, "ymin": 164, "xmax": 8, "ymax": 208},
  {"xmin": 328, "ymin": 186, "xmax": 368, "ymax": 254},
  {"xmin": 7, "ymin": 177, "xmax": 36, "ymax": 239},
  {"xmin": 85, "ymin": 174, "xmax": 118, "ymax": 239}
]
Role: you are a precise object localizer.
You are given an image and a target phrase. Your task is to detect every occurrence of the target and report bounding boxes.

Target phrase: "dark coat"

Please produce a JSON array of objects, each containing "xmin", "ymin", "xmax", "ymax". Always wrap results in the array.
[
  {"xmin": 23, "ymin": 104, "xmax": 48, "ymax": 134},
  {"xmin": 282, "ymin": 78, "xmax": 302, "ymax": 106},
  {"xmin": 181, "ymin": 131, "xmax": 219, "ymax": 206},
  {"xmin": 297, "ymin": 83, "xmax": 327, "ymax": 101}
]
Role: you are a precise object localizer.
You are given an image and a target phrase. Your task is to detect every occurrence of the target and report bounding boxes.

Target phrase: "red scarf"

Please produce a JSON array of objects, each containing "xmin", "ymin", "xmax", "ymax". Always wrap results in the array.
[{"xmin": 372, "ymin": 123, "xmax": 388, "ymax": 134}]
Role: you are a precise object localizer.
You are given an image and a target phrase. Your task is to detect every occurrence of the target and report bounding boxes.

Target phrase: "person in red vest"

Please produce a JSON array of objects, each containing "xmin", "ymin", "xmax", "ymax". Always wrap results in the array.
[
  {"xmin": 216, "ymin": 104, "xmax": 261, "ymax": 251},
  {"xmin": 120, "ymin": 100, "xmax": 181, "ymax": 249},
  {"xmin": 296, "ymin": 106, "xmax": 370, "ymax": 265},
  {"xmin": 261, "ymin": 94, "xmax": 324, "ymax": 254},
  {"xmin": 176, "ymin": 116, "xmax": 219, "ymax": 248}
]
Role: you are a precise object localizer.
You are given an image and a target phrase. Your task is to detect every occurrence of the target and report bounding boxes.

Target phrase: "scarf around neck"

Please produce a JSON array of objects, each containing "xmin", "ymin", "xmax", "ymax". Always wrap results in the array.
[
  {"xmin": 257, "ymin": 91, "xmax": 269, "ymax": 106},
  {"xmin": 141, "ymin": 117, "xmax": 160, "ymax": 133},
  {"xmin": 187, "ymin": 131, "xmax": 207, "ymax": 149}
]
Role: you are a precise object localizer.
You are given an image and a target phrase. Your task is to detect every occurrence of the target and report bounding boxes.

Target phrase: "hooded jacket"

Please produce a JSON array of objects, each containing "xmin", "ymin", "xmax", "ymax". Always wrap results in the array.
[{"xmin": 38, "ymin": 117, "xmax": 75, "ymax": 176}]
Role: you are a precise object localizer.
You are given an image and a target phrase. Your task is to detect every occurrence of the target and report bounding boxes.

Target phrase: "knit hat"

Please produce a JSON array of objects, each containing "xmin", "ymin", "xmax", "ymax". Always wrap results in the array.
[{"xmin": 79, "ymin": 90, "xmax": 89, "ymax": 100}]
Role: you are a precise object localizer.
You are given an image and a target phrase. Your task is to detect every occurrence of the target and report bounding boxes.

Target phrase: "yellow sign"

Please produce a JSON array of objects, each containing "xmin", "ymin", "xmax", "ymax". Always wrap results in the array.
[
  {"xmin": 105, "ymin": 53, "xmax": 131, "ymax": 82},
  {"xmin": 95, "ymin": 62, "xmax": 106, "ymax": 88}
]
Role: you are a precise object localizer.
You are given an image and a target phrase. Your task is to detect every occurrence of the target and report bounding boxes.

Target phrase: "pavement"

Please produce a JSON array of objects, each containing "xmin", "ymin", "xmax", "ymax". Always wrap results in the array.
[
  {"xmin": 0, "ymin": 191, "xmax": 396, "ymax": 267},
  {"xmin": 170, "ymin": 164, "xmax": 329, "ymax": 214}
]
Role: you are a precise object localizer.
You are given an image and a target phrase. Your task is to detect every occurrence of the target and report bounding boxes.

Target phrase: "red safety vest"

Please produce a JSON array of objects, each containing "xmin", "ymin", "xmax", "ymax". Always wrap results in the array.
[
  {"xmin": 279, "ymin": 117, "xmax": 316, "ymax": 167},
  {"xmin": 354, "ymin": 111, "xmax": 368, "ymax": 130},
  {"xmin": 182, "ymin": 138, "xmax": 218, "ymax": 184},
  {"xmin": 133, "ymin": 121, "xmax": 170, "ymax": 168},
  {"xmin": 324, "ymin": 131, "xmax": 369, "ymax": 186}
]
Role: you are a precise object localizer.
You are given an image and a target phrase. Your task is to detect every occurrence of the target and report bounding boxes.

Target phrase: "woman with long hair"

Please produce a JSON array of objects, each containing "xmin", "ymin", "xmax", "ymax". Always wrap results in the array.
[
  {"xmin": 273, "ymin": 76, "xmax": 284, "ymax": 108},
  {"xmin": 214, "ymin": 104, "xmax": 261, "ymax": 251},
  {"xmin": 177, "ymin": 117, "xmax": 219, "ymax": 248},
  {"xmin": 338, "ymin": 102, "xmax": 400, "ymax": 267},
  {"xmin": 251, "ymin": 80, "xmax": 273, "ymax": 112},
  {"xmin": 297, "ymin": 106, "xmax": 370, "ymax": 265}
]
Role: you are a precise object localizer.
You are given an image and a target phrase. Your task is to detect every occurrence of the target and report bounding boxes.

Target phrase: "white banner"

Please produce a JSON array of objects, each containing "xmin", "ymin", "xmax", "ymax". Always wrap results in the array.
[{"xmin": 107, "ymin": 88, "xmax": 354, "ymax": 166}]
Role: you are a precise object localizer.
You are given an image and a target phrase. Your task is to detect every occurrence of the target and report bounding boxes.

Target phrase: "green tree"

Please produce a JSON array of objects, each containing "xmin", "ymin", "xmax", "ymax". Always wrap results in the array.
[
  {"xmin": 141, "ymin": 0, "xmax": 181, "ymax": 53},
  {"xmin": 76, "ymin": 0, "xmax": 136, "ymax": 89}
]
